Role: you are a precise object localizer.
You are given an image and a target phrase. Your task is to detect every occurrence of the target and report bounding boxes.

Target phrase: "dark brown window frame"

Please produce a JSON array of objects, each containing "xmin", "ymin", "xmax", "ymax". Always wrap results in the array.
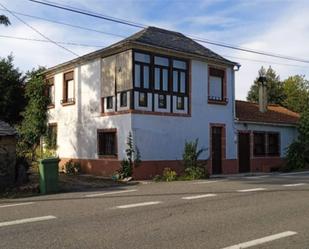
[
  {"xmin": 208, "ymin": 66, "xmax": 228, "ymax": 105},
  {"xmin": 61, "ymin": 71, "xmax": 75, "ymax": 106},
  {"xmin": 46, "ymin": 77, "xmax": 55, "ymax": 108},
  {"xmin": 97, "ymin": 129, "xmax": 118, "ymax": 158},
  {"xmin": 253, "ymin": 131, "xmax": 280, "ymax": 157}
]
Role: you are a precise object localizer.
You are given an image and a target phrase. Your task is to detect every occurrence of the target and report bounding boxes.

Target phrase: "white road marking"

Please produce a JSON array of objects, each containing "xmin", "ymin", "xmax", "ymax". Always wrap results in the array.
[
  {"xmin": 182, "ymin": 194, "xmax": 217, "ymax": 200},
  {"xmin": 0, "ymin": 215, "xmax": 56, "ymax": 228},
  {"xmin": 244, "ymin": 175, "xmax": 269, "ymax": 179},
  {"xmin": 0, "ymin": 202, "xmax": 34, "ymax": 208},
  {"xmin": 85, "ymin": 189, "xmax": 137, "ymax": 197},
  {"xmin": 115, "ymin": 201, "xmax": 162, "ymax": 209},
  {"xmin": 283, "ymin": 183, "xmax": 306, "ymax": 187},
  {"xmin": 221, "ymin": 231, "xmax": 297, "ymax": 249},
  {"xmin": 194, "ymin": 180, "xmax": 219, "ymax": 184},
  {"xmin": 237, "ymin": 188, "xmax": 266, "ymax": 192}
]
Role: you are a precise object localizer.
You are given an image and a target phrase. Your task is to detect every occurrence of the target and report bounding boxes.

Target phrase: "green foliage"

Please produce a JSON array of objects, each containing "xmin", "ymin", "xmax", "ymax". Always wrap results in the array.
[
  {"xmin": 44, "ymin": 126, "xmax": 57, "ymax": 150},
  {"xmin": 17, "ymin": 67, "xmax": 48, "ymax": 161},
  {"xmin": 162, "ymin": 168, "xmax": 177, "ymax": 181},
  {"xmin": 64, "ymin": 160, "xmax": 81, "ymax": 175},
  {"xmin": 183, "ymin": 139, "xmax": 206, "ymax": 169},
  {"xmin": 118, "ymin": 132, "xmax": 141, "ymax": 179},
  {"xmin": 285, "ymin": 109, "xmax": 309, "ymax": 171},
  {"xmin": 184, "ymin": 166, "xmax": 205, "ymax": 180},
  {"xmin": 0, "ymin": 55, "xmax": 25, "ymax": 125},
  {"xmin": 282, "ymin": 75, "xmax": 309, "ymax": 113},
  {"xmin": 247, "ymin": 66, "xmax": 285, "ymax": 105},
  {"xmin": 0, "ymin": 15, "xmax": 10, "ymax": 26}
]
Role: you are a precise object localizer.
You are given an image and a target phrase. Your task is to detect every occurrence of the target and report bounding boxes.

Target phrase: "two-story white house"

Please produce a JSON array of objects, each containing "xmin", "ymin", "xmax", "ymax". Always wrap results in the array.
[{"xmin": 44, "ymin": 27, "xmax": 299, "ymax": 179}]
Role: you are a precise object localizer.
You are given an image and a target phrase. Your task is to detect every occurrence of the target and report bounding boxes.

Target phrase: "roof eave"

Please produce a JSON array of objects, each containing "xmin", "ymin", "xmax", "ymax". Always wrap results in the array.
[{"xmin": 235, "ymin": 119, "xmax": 298, "ymax": 127}]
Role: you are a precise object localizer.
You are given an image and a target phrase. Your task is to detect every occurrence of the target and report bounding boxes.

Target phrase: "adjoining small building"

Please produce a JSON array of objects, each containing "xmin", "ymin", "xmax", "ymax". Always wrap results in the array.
[{"xmin": 0, "ymin": 121, "xmax": 17, "ymax": 189}]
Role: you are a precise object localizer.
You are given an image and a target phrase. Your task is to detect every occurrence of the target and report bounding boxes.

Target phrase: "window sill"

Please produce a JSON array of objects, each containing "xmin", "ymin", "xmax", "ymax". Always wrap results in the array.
[
  {"xmin": 98, "ymin": 155, "xmax": 118, "ymax": 159},
  {"xmin": 208, "ymin": 99, "xmax": 228, "ymax": 105},
  {"xmin": 47, "ymin": 104, "xmax": 55, "ymax": 109},
  {"xmin": 61, "ymin": 99, "xmax": 75, "ymax": 106}
]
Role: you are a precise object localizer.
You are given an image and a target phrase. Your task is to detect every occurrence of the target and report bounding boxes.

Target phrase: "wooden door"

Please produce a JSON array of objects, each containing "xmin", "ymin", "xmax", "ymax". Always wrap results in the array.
[
  {"xmin": 238, "ymin": 133, "xmax": 251, "ymax": 173},
  {"xmin": 212, "ymin": 127, "xmax": 222, "ymax": 174}
]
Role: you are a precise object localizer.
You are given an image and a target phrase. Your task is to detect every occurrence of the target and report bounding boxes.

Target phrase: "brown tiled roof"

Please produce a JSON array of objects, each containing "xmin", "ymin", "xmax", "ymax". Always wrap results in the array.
[{"xmin": 236, "ymin": 100, "xmax": 300, "ymax": 125}]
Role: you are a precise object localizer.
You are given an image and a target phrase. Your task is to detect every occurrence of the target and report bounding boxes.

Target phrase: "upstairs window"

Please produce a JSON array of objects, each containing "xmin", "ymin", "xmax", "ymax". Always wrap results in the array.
[
  {"xmin": 154, "ymin": 56, "xmax": 169, "ymax": 92},
  {"xmin": 253, "ymin": 132, "xmax": 266, "ymax": 156},
  {"xmin": 134, "ymin": 52, "xmax": 150, "ymax": 89},
  {"xmin": 209, "ymin": 67, "xmax": 225, "ymax": 102},
  {"xmin": 172, "ymin": 60, "xmax": 187, "ymax": 94},
  {"xmin": 98, "ymin": 130, "xmax": 117, "ymax": 156},
  {"xmin": 158, "ymin": 94, "xmax": 166, "ymax": 109},
  {"xmin": 268, "ymin": 133, "xmax": 280, "ymax": 156},
  {"xmin": 106, "ymin": 96, "xmax": 113, "ymax": 110},
  {"xmin": 120, "ymin": 92, "xmax": 127, "ymax": 107},
  {"xmin": 46, "ymin": 77, "xmax": 55, "ymax": 106},
  {"xmin": 139, "ymin": 92, "xmax": 147, "ymax": 107},
  {"xmin": 62, "ymin": 71, "xmax": 75, "ymax": 104}
]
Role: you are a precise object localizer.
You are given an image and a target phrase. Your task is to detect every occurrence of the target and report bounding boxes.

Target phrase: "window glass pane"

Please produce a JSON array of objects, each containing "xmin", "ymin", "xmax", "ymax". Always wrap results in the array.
[
  {"xmin": 134, "ymin": 52, "xmax": 150, "ymax": 63},
  {"xmin": 154, "ymin": 56, "xmax": 169, "ymax": 66},
  {"xmin": 134, "ymin": 64, "xmax": 140, "ymax": 87},
  {"xmin": 254, "ymin": 133, "xmax": 265, "ymax": 156},
  {"xmin": 180, "ymin": 72, "xmax": 186, "ymax": 93},
  {"xmin": 106, "ymin": 96, "xmax": 113, "ymax": 109},
  {"xmin": 139, "ymin": 92, "xmax": 147, "ymax": 107},
  {"xmin": 173, "ymin": 71, "xmax": 178, "ymax": 92},
  {"xmin": 162, "ymin": 69, "xmax": 168, "ymax": 91},
  {"xmin": 143, "ymin": 66, "xmax": 149, "ymax": 89},
  {"xmin": 155, "ymin": 67, "xmax": 160, "ymax": 90},
  {"xmin": 173, "ymin": 60, "xmax": 186, "ymax": 69},
  {"xmin": 67, "ymin": 80, "xmax": 74, "ymax": 99},
  {"xmin": 158, "ymin": 95, "xmax": 166, "ymax": 108},
  {"xmin": 98, "ymin": 132, "xmax": 116, "ymax": 156},
  {"xmin": 49, "ymin": 85, "xmax": 55, "ymax": 104},
  {"xmin": 120, "ymin": 92, "xmax": 127, "ymax": 107},
  {"xmin": 177, "ymin": 96, "xmax": 184, "ymax": 110},
  {"xmin": 268, "ymin": 133, "xmax": 279, "ymax": 155},
  {"xmin": 209, "ymin": 76, "xmax": 222, "ymax": 99}
]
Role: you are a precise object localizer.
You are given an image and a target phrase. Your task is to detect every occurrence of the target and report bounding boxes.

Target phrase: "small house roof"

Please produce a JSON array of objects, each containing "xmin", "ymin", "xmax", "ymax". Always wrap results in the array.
[{"xmin": 235, "ymin": 100, "xmax": 300, "ymax": 125}]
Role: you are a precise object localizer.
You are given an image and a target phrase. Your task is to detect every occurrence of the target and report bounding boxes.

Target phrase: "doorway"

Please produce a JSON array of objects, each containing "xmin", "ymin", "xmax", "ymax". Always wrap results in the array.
[{"xmin": 238, "ymin": 133, "xmax": 251, "ymax": 173}]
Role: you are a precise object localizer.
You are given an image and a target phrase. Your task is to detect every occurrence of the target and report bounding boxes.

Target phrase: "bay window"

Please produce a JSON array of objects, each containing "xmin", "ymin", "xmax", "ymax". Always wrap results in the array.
[{"xmin": 134, "ymin": 52, "xmax": 150, "ymax": 89}]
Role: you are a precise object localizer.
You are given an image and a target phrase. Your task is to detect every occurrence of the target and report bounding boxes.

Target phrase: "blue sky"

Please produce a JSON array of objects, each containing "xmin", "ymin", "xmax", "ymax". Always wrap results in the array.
[{"xmin": 1, "ymin": 0, "xmax": 309, "ymax": 99}]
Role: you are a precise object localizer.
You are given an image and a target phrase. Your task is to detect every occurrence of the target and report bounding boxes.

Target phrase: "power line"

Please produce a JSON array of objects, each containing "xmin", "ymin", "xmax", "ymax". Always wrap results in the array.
[
  {"xmin": 0, "ymin": 2, "xmax": 79, "ymax": 57},
  {"xmin": 0, "ymin": 34, "xmax": 104, "ymax": 47},
  {"xmin": 29, "ymin": 0, "xmax": 309, "ymax": 64},
  {"xmin": 29, "ymin": 0, "xmax": 145, "ymax": 29},
  {"xmin": 0, "ymin": 34, "xmax": 308, "ymax": 69},
  {"xmin": 0, "ymin": 8, "xmax": 126, "ymax": 39}
]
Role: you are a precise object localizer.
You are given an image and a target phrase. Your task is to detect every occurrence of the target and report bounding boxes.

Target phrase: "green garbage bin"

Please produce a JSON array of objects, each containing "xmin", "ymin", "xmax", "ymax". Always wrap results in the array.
[{"xmin": 39, "ymin": 158, "xmax": 60, "ymax": 194}]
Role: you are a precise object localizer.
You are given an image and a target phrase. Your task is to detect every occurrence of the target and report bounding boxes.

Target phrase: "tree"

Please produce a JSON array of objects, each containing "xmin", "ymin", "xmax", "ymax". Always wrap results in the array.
[
  {"xmin": 285, "ymin": 109, "xmax": 309, "ymax": 170},
  {"xmin": 0, "ymin": 15, "xmax": 10, "ymax": 26},
  {"xmin": 247, "ymin": 66, "xmax": 285, "ymax": 105},
  {"xmin": 17, "ymin": 67, "xmax": 48, "ymax": 161},
  {"xmin": 282, "ymin": 75, "xmax": 309, "ymax": 113},
  {"xmin": 0, "ymin": 55, "xmax": 26, "ymax": 125}
]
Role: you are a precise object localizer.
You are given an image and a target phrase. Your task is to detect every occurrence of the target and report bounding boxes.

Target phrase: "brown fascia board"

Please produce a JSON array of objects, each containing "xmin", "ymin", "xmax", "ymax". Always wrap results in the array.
[{"xmin": 43, "ymin": 41, "xmax": 238, "ymax": 77}]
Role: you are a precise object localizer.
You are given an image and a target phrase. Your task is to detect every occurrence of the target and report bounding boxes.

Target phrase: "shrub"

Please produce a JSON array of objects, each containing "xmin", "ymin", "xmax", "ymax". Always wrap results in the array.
[
  {"xmin": 64, "ymin": 160, "xmax": 81, "ymax": 175},
  {"xmin": 153, "ymin": 175, "xmax": 162, "ymax": 182},
  {"xmin": 182, "ymin": 139, "xmax": 208, "ymax": 180},
  {"xmin": 162, "ymin": 168, "xmax": 177, "ymax": 181},
  {"xmin": 118, "ymin": 132, "xmax": 141, "ymax": 179}
]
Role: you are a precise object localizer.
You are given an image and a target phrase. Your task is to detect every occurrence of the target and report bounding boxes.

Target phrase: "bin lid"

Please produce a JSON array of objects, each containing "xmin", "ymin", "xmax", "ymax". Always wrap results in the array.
[{"xmin": 40, "ymin": 157, "xmax": 60, "ymax": 163}]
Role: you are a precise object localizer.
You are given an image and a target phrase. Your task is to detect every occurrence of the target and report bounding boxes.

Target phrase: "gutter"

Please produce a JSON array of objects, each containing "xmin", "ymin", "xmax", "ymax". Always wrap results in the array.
[{"xmin": 235, "ymin": 119, "xmax": 298, "ymax": 128}]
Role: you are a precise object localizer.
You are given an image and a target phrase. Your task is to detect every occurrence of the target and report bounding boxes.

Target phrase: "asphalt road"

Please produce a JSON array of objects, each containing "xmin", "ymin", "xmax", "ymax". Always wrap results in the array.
[{"xmin": 1, "ymin": 171, "xmax": 309, "ymax": 249}]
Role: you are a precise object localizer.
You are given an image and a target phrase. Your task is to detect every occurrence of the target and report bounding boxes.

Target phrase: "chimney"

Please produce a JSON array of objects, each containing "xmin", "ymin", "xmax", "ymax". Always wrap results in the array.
[{"xmin": 258, "ymin": 76, "xmax": 267, "ymax": 113}]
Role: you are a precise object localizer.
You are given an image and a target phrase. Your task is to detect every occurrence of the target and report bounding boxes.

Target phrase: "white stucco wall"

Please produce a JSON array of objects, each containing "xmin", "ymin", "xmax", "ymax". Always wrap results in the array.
[
  {"xmin": 235, "ymin": 122, "xmax": 298, "ymax": 157},
  {"xmin": 132, "ymin": 60, "xmax": 237, "ymax": 161},
  {"xmin": 48, "ymin": 59, "xmax": 132, "ymax": 160}
]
